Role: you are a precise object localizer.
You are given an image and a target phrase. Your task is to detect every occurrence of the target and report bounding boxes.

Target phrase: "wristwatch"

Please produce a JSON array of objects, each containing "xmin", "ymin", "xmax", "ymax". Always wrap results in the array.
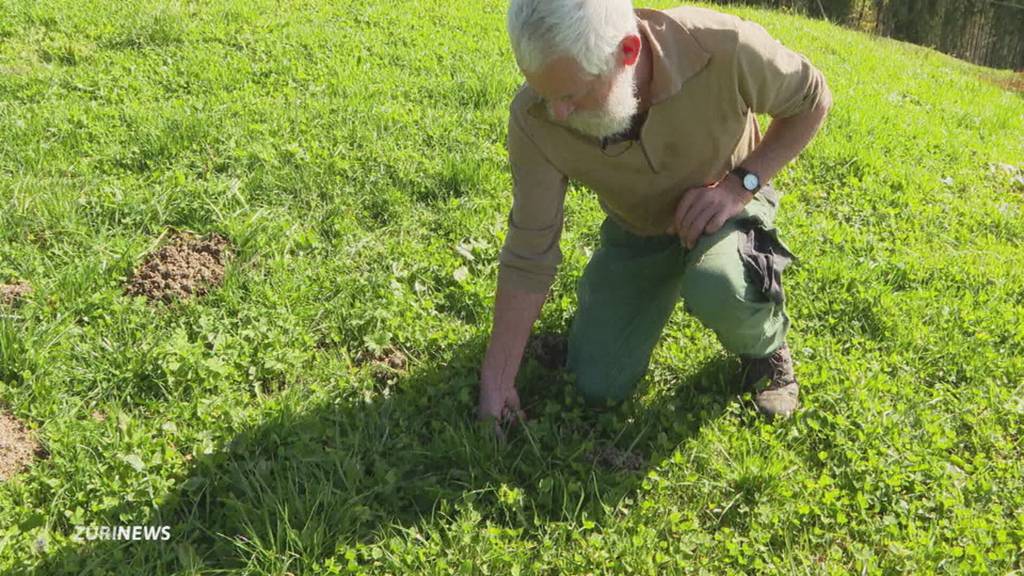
[{"xmin": 730, "ymin": 166, "xmax": 762, "ymax": 194}]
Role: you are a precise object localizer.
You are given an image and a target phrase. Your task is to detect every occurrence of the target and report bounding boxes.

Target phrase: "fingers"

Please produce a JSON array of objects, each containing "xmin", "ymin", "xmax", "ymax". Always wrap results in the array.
[
  {"xmin": 672, "ymin": 184, "xmax": 740, "ymax": 249},
  {"xmin": 704, "ymin": 211, "xmax": 729, "ymax": 236},
  {"xmin": 477, "ymin": 387, "xmax": 526, "ymax": 441},
  {"xmin": 680, "ymin": 188, "xmax": 720, "ymax": 245},
  {"xmin": 671, "ymin": 188, "xmax": 701, "ymax": 235},
  {"xmin": 492, "ymin": 406, "xmax": 526, "ymax": 443},
  {"xmin": 502, "ymin": 405, "xmax": 526, "ymax": 427},
  {"xmin": 493, "ymin": 421, "xmax": 507, "ymax": 443},
  {"xmin": 696, "ymin": 183, "xmax": 749, "ymax": 243},
  {"xmin": 685, "ymin": 203, "xmax": 718, "ymax": 249},
  {"xmin": 679, "ymin": 197, "xmax": 708, "ymax": 242}
]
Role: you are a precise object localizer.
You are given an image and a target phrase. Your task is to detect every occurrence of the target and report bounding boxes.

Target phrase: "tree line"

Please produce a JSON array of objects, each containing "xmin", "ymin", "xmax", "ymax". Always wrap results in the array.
[{"xmin": 713, "ymin": 0, "xmax": 1024, "ymax": 70}]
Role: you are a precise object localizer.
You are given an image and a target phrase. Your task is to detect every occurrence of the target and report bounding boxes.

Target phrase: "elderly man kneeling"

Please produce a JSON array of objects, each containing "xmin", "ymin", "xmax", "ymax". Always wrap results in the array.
[{"xmin": 478, "ymin": 0, "xmax": 832, "ymax": 432}]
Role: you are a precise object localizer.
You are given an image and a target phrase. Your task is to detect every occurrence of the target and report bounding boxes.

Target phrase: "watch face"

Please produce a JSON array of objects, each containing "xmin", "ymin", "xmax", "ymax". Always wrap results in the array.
[{"xmin": 743, "ymin": 173, "xmax": 759, "ymax": 191}]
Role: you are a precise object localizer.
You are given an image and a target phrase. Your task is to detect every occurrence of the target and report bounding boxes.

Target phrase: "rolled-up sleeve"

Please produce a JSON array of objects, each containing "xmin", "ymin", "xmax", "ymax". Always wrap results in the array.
[
  {"xmin": 497, "ymin": 106, "xmax": 568, "ymax": 294},
  {"xmin": 735, "ymin": 19, "xmax": 829, "ymax": 119}
]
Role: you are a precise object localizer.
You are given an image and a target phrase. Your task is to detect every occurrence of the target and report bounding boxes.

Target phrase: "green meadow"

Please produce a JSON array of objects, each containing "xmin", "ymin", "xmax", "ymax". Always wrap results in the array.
[{"xmin": 1, "ymin": 0, "xmax": 1023, "ymax": 573}]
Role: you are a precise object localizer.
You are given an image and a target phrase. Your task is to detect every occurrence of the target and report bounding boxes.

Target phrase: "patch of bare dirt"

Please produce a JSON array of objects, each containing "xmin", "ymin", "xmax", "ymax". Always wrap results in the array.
[
  {"xmin": 527, "ymin": 331, "xmax": 568, "ymax": 370},
  {"xmin": 0, "ymin": 281, "xmax": 32, "ymax": 307},
  {"xmin": 981, "ymin": 71, "xmax": 1024, "ymax": 94},
  {"xmin": 125, "ymin": 231, "xmax": 233, "ymax": 304},
  {"xmin": 978, "ymin": 70, "xmax": 1024, "ymax": 95},
  {"xmin": 989, "ymin": 162, "xmax": 1024, "ymax": 192},
  {"xmin": 356, "ymin": 346, "xmax": 409, "ymax": 385},
  {"xmin": 585, "ymin": 445, "xmax": 645, "ymax": 472},
  {"xmin": 0, "ymin": 410, "xmax": 44, "ymax": 481}
]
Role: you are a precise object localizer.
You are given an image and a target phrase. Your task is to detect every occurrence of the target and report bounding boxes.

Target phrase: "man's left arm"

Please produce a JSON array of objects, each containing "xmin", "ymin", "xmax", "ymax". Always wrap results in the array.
[
  {"xmin": 729, "ymin": 89, "xmax": 832, "ymax": 194},
  {"xmin": 669, "ymin": 20, "xmax": 833, "ymax": 248}
]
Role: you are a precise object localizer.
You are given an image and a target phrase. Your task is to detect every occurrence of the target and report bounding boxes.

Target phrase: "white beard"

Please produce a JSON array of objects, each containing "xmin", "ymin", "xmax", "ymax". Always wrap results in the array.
[{"xmin": 552, "ymin": 64, "xmax": 639, "ymax": 139}]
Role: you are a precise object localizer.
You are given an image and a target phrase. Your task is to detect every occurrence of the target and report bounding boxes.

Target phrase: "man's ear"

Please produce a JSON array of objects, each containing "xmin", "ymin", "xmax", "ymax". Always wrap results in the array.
[{"xmin": 620, "ymin": 34, "xmax": 641, "ymax": 66}]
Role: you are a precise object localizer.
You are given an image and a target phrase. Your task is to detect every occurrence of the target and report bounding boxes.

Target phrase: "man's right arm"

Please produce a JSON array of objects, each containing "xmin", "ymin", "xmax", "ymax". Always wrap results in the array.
[
  {"xmin": 478, "ymin": 97, "xmax": 568, "ymax": 428},
  {"xmin": 479, "ymin": 283, "xmax": 546, "ymax": 415}
]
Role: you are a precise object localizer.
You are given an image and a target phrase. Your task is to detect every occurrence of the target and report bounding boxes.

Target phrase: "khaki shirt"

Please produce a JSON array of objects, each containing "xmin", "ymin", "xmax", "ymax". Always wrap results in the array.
[{"xmin": 498, "ymin": 6, "xmax": 829, "ymax": 294}]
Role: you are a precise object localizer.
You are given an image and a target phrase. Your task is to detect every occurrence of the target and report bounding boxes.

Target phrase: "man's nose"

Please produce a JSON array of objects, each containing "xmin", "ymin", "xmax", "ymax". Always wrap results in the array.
[{"xmin": 551, "ymin": 100, "xmax": 574, "ymax": 121}]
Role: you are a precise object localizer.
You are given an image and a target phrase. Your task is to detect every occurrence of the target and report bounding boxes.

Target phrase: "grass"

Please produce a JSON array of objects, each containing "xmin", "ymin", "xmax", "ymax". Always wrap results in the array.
[{"xmin": 1, "ymin": 0, "xmax": 1023, "ymax": 573}]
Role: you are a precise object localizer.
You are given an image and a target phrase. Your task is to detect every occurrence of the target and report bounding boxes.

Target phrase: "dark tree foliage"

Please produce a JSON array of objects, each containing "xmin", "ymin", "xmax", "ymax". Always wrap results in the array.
[{"xmin": 713, "ymin": 0, "xmax": 1024, "ymax": 70}]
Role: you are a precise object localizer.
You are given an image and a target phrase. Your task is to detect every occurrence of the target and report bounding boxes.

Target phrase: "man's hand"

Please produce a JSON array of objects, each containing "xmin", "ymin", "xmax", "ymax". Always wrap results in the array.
[
  {"xmin": 666, "ymin": 174, "xmax": 754, "ymax": 249},
  {"xmin": 478, "ymin": 284, "xmax": 545, "ymax": 440},
  {"xmin": 477, "ymin": 381, "xmax": 526, "ymax": 441}
]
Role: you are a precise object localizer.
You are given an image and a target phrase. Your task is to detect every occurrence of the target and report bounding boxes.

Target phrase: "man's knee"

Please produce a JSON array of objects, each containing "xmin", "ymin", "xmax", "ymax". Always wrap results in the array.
[
  {"xmin": 682, "ymin": 253, "xmax": 785, "ymax": 356},
  {"xmin": 569, "ymin": 359, "xmax": 644, "ymax": 408},
  {"xmin": 682, "ymin": 257, "xmax": 752, "ymax": 325}
]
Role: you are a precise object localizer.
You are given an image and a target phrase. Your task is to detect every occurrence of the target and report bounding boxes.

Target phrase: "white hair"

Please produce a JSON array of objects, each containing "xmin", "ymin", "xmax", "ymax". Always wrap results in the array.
[{"xmin": 507, "ymin": 0, "xmax": 639, "ymax": 76}]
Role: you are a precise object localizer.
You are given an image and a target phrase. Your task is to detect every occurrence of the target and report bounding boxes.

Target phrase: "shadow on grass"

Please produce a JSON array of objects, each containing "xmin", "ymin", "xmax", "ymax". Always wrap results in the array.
[{"xmin": 38, "ymin": 333, "xmax": 742, "ymax": 574}]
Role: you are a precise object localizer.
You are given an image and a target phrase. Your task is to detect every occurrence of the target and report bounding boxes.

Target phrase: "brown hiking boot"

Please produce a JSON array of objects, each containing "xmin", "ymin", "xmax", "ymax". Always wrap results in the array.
[{"xmin": 738, "ymin": 342, "xmax": 799, "ymax": 419}]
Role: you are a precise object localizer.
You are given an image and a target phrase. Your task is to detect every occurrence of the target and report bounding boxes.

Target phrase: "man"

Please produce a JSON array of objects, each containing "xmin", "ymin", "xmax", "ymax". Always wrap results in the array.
[{"xmin": 478, "ymin": 0, "xmax": 832, "ymax": 432}]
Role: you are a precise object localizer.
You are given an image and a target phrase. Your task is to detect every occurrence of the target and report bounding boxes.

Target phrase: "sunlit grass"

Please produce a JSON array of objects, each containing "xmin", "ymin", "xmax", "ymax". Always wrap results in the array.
[{"xmin": 1, "ymin": 0, "xmax": 1022, "ymax": 573}]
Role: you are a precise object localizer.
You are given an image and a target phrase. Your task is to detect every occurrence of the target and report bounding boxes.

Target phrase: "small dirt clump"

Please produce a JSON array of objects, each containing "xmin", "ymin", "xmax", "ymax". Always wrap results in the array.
[
  {"xmin": 0, "ymin": 281, "xmax": 32, "ymax": 307},
  {"xmin": 0, "ymin": 410, "xmax": 43, "ymax": 481},
  {"xmin": 528, "ymin": 331, "xmax": 568, "ymax": 370},
  {"xmin": 586, "ymin": 445, "xmax": 645, "ymax": 472},
  {"xmin": 378, "ymin": 348, "xmax": 408, "ymax": 371},
  {"xmin": 357, "ymin": 346, "xmax": 409, "ymax": 385},
  {"xmin": 126, "ymin": 232, "xmax": 232, "ymax": 304}
]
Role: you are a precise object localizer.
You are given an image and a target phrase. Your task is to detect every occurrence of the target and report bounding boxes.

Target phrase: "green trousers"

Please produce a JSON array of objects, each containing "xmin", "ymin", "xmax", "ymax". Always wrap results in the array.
[{"xmin": 566, "ymin": 185, "xmax": 798, "ymax": 407}]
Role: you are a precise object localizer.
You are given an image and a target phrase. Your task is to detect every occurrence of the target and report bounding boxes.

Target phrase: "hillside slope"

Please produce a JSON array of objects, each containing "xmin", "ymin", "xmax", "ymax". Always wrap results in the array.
[{"xmin": 1, "ymin": 0, "xmax": 1022, "ymax": 573}]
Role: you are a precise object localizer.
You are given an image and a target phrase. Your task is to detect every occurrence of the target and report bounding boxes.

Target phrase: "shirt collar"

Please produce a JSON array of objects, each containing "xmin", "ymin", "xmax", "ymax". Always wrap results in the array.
[
  {"xmin": 635, "ymin": 8, "xmax": 711, "ymax": 105},
  {"xmin": 526, "ymin": 8, "xmax": 711, "ymax": 119}
]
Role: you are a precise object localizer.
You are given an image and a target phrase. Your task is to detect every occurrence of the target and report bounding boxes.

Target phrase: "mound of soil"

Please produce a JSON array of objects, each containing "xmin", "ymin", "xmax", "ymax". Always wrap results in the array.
[
  {"xmin": 0, "ymin": 411, "xmax": 43, "ymax": 481},
  {"xmin": 0, "ymin": 281, "xmax": 32, "ymax": 307},
  {"xmin": 990, "ymin": 162, "xmax": 1024, "ymax": 191},
  {"xmin": 125, "ymin": 232, "xmax": 232, "ymax": 304},
  {"xmin": 357, "ymin": 346, "xmax": 409, "ymax": 384},
  {"xmin": 586, "ymin": 445, "xmax": 645, "ymax": 472},
  {"xmin": 983, "ymin": 72, "xmax": 1024, "ymax": 94},
  {"xmin": 527, "ymin": 332, "xmax": 568, "ymax": 370}
]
